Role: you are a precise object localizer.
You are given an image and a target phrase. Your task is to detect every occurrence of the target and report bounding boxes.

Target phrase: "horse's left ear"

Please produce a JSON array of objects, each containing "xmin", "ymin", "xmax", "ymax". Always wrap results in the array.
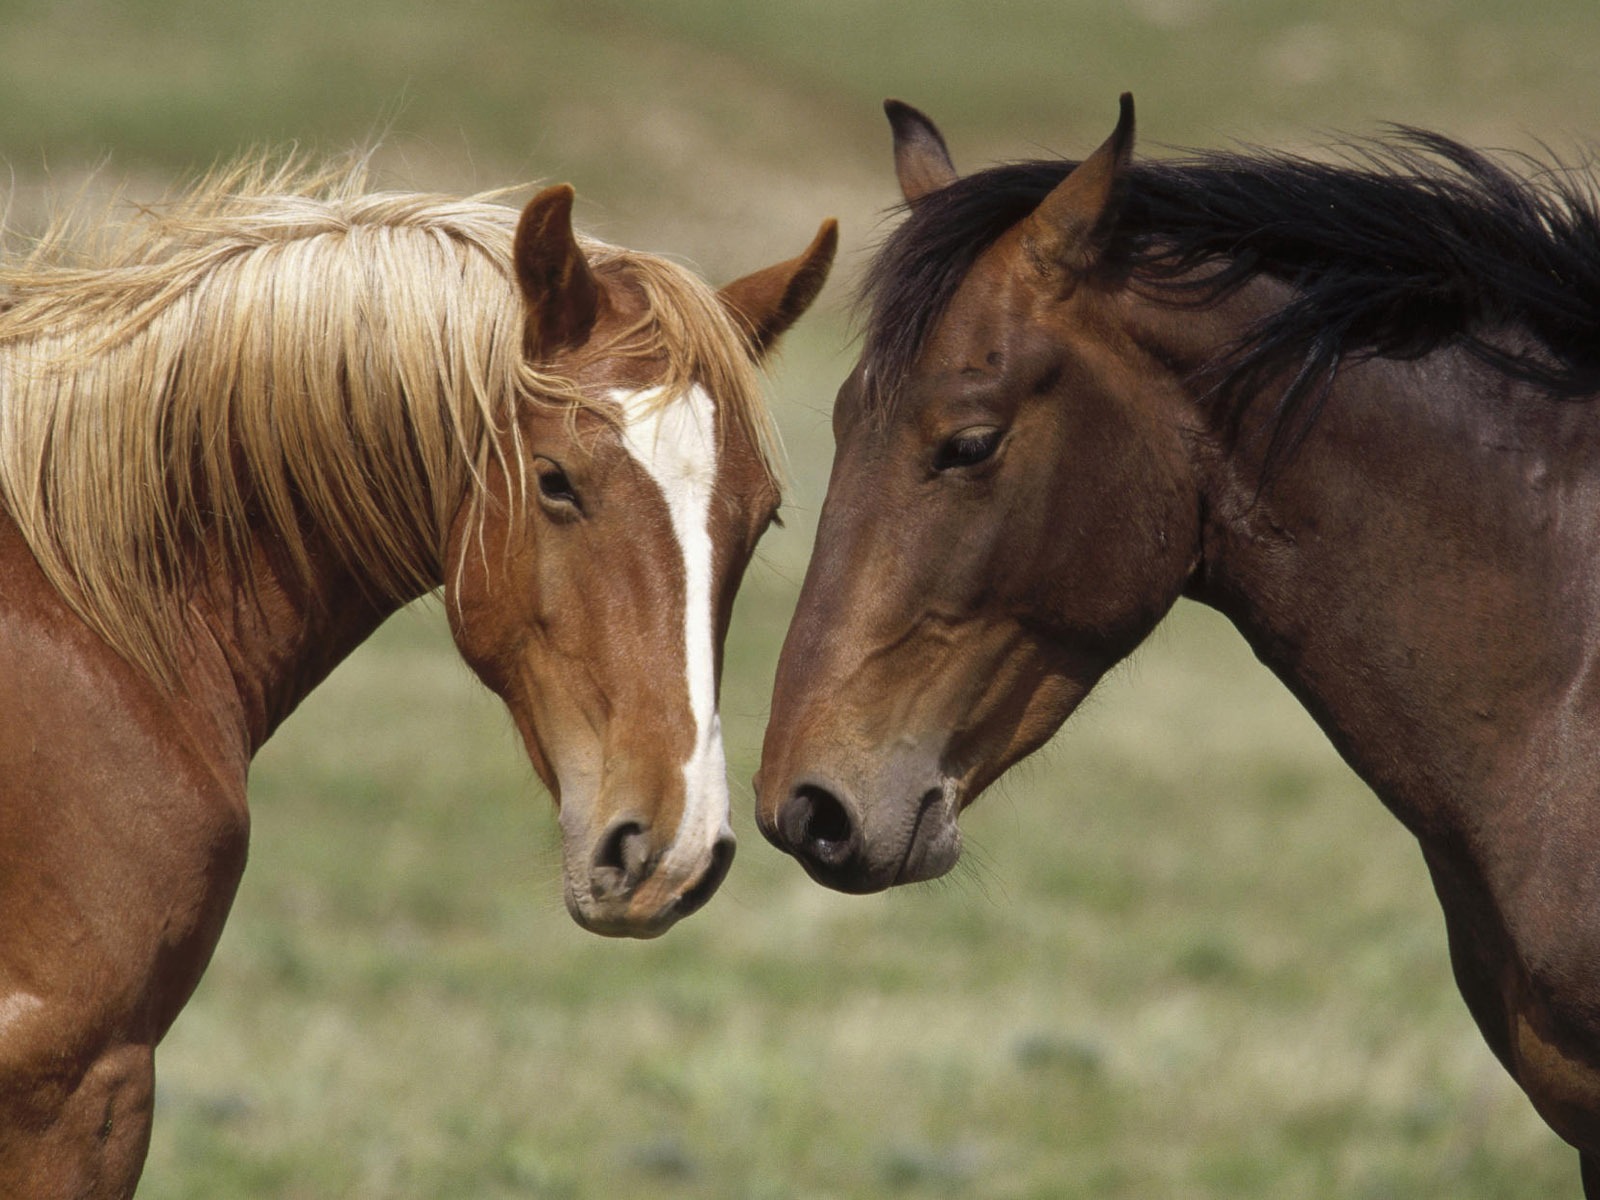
[
  {"xmin": 1020, "ymin": 93, "xmax": 1136, "ymax": 278},
  {"xmin": 717, "ymin": 219, "xmax": 839, "ymax": 359},
  {"xmin": 886, "ymin": 100, "xmax": 958, "ymax": 203},
  {"xmin": 514, "ymin": 183, "xmax": 603, "ymax": 359}
]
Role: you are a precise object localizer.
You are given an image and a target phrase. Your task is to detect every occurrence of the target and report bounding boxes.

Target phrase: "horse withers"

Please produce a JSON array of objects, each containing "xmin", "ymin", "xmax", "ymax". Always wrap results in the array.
[
  {"xmin": 0, "ymin": 159, "xmax": 834, "ymax": 1196},
  {"xmin": 756, "ymin": 96, "xmax": 1600, "ymax": 1190}
]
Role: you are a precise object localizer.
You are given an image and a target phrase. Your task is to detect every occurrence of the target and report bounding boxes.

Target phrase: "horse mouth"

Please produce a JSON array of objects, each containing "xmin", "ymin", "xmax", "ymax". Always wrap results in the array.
[
  {"xmin": 875, "ymin": 779, "xmax": 960, "ymax": 887},
  {"xmin": 893, "ymin": 784, "xmax": 963, "ymax": 885},
  {"xmin": 671, "ymin": 833, "xmax": 737, "ymax": 919}
]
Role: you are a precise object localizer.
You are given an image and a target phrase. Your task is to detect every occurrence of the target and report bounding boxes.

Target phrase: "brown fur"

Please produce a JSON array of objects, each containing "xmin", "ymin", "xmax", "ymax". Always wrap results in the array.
[
  {"xmin": 759, "ymin": 98, "xmax": 1600, "ymax": 1192},
  {"xmin": 0, "ymin": 152, "xmax": 835, "ymax": 1195}
]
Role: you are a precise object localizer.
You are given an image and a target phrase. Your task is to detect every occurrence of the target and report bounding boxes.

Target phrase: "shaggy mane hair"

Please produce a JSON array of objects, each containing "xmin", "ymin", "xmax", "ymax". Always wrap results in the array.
[
  {"xmin": 860, "ymin": 130, "xmax": 1600, "ymax": 466},
  {"xmin": 0, "ymin": 154, "xmax": 777, "ymax": 680}
]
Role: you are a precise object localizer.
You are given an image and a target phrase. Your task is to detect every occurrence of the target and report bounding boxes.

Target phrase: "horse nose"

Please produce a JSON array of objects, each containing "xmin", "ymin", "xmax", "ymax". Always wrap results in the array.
[
  {"xmin": 590, "ymin": 816, "xmax": 654, "ymax": 899},
  {"xmin": 775, "ymin": 781, "xmax": 866, "ymax": 886}
]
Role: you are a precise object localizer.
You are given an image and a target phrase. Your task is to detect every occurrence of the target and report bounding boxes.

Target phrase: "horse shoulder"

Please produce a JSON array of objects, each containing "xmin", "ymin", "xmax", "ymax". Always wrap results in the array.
[{"xmin": 0, "ymin": 513, "xmax": 251, "ymax": 1169}]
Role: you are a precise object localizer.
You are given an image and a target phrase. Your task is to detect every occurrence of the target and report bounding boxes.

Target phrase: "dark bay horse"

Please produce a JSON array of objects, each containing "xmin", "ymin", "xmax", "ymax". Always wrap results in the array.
[
  {"xmin": 0, "ymin": 156, "xmax": 834, "ymax": 1196},
  {"xmin": 756, "ymin": 95, "xmax": 1600, "ymax": 1190}
]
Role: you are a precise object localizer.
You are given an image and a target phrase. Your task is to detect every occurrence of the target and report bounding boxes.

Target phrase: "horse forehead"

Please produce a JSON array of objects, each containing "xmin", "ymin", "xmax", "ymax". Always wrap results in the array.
[
  {"xmin": 937, "ymin": 249, "xmax": 1047, "ymax": 357},
  {"xmin": 609, "ymin": 384, "xmax": 721, "ymax": 501}
]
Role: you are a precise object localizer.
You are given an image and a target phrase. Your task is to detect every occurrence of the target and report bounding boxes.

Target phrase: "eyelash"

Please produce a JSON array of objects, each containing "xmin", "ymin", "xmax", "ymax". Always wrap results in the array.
[{"xmin": 934, "ymin": 427, "xmax": 1003, "ymax": 471}]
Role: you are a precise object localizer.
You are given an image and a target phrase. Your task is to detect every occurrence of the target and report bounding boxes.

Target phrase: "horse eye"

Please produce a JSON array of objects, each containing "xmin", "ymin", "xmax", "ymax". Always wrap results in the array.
[
  {"xmin": 934, "ymin": 427, "xmax": 1004, "ymax": 472},
  {"xmin": 535, "ymin": 462, "xmax": 580, "ymax": 509}
]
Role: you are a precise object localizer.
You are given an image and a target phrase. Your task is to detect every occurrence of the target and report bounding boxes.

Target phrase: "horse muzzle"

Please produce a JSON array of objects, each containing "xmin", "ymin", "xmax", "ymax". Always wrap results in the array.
[
  {"xmin": 561, "ymin": 811, "xmax": 736, "ymax": 938},
  {"xmin": 755, "ymin": 760, "xmax": 963, "ymax": 893}
]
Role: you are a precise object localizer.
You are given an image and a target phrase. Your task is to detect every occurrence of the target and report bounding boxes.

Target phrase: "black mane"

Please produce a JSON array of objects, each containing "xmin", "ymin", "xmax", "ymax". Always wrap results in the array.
[{"xmin": 860, "ymin": 131, "xmax": 1600, "ymax": 467}]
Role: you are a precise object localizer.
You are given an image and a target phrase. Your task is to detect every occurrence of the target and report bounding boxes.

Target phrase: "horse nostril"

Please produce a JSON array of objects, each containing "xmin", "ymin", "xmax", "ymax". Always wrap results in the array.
[
  {"xmin": 591, "ymin": 819, "xmax": 651, "ymax": 898},
  {"xmin": 781, "ymin": 783, "xmax": 858, "ymax": 867}
]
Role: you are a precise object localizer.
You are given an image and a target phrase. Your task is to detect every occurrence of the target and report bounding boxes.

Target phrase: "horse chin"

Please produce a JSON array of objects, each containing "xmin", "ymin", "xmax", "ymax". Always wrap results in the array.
[{"xmin": 563, "ymin": 889, "xmax": 677, "ymax": 939}]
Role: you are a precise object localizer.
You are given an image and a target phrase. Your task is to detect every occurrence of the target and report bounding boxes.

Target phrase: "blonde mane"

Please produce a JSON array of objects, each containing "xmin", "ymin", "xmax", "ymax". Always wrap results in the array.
[{"xmin": 0, "ymin": 154, "xmax": 778, "ymax": 682}]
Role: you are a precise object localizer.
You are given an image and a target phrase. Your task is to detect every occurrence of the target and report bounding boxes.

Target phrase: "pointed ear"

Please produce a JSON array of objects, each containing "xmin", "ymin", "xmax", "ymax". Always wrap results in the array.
[
  {"xmin": 885, "ymin": 99, "xmax": 957, "ymax": 203},
  {"xmin": 514, "ymin": 184, "xmax": 602, "ymax": 358},
  {"xmin": 1020, "ymin": 93, "xmax": 1136, "ymax": 277},
  {"xmin": 717, "ymin": 219, "xmax": 839, "ymax": 359}
]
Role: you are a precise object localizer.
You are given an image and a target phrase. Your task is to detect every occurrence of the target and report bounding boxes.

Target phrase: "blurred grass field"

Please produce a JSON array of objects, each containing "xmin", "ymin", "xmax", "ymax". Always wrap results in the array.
[{"xmin": 5, "ymin": 1, "xmax": 1600, "ymax": 1195}]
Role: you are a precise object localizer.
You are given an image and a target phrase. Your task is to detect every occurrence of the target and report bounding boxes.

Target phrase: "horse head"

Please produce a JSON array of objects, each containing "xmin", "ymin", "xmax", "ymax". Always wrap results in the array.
[
  {"xmin": 449, "ymin": 185, "xmax": 836, "ymax": 934},
  {"xmin": 757, "ymin": 98, "xmax": 1200, "ymax": 893}
]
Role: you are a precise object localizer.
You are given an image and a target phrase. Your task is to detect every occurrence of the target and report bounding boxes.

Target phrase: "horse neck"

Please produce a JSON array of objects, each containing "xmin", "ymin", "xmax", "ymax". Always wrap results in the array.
[
  {"xmin": 186, "ymin": 522, "xmax": 427, "ymax": 754},
  {"xmin": 1184, "ymin": 333, "xmax": 1600, "ymax": 836}
]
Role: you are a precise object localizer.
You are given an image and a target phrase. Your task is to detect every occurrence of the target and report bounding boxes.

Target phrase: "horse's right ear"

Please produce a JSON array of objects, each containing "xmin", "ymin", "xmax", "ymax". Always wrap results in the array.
[
  {"xmin": 1020, "ymin": 93, "xmax": 1136, "ymax": 279},
  {"xmin": 886, "ymin": 100, "xmax": 957, "ymax": 203},
  {"xmin": 717, "ymin": 219, "xmax": 839, "ymax": 359},
  {"xmin": 514, "ymin": 184, "xmax": 602, "ymax": 359}
]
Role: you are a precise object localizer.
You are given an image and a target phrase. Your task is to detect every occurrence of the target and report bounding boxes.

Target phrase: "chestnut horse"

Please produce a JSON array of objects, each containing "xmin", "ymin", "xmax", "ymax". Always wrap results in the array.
[
  {"xmin": 0, "ymin": 157, "xmax": 834, "ymax": 1196},
  {"xmin": 757, "ymin": 96, "xmax": 1600, "ymax": 1190}
]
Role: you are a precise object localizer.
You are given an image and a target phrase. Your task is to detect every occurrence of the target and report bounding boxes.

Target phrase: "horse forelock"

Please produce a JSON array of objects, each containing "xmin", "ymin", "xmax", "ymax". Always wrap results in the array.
[
  {"xmin": 586, "ymin": 251, "xmax": 782, "ymax": 489},
  {"xmin": 857, "ymin": 163, "xmax": 1068, "ymax": 423},
  {"xmin": 0, "ymin": 153, "xmax": 779, "ymax": 683}
]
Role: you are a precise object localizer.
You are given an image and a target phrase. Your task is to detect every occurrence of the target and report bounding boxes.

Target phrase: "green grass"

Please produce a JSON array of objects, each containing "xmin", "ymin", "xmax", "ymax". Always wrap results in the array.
[{"xmin": 5, "ymin": 1, "xmax": 1598, "ymax": 1194}]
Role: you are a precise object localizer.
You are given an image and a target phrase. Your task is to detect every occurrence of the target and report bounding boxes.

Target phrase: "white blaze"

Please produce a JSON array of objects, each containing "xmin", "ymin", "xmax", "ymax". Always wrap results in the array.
[{"xmin": 613, "ymin": 384, "xmax": 730, "ymax": 871}]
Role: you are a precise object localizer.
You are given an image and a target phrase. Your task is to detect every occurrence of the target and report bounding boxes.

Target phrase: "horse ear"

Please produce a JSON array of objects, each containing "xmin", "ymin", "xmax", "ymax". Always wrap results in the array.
[
  {"xmin": 717, "ymin": 219, "xmax": 839, "ymax": 359},
  {"xmin": 886, "ymin": 99, "xmax": 958, "ymax": 203},
  {"xmin": 1020, "ymin": 93, "xmax": 1136, "ymax": 277},
  {"xmin": 514, "ymin": 184, "xmax": 602, "ymax": 358}
]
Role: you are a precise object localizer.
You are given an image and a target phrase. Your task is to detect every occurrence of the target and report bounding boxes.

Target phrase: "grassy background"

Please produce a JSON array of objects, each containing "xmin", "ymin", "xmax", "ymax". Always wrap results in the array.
[{"xmin": 4, "ymin": 1, "xmax": 1598, "ymax": 1195}]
